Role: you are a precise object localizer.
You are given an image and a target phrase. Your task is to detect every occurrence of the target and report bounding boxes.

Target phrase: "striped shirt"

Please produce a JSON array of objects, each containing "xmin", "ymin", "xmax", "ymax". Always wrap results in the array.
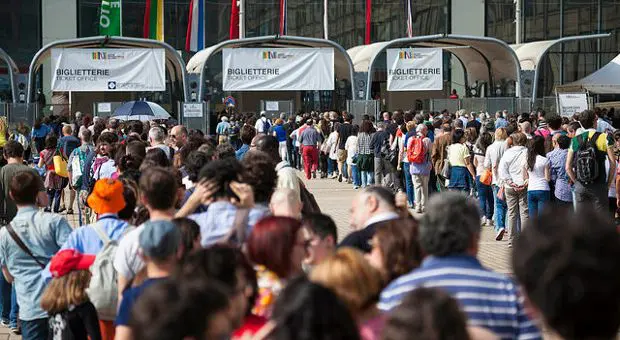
[
  {"xmin": 378, "ymin": 255, "xmax": 542, "ymax": 340},
  {"xmin": 357, "ymin": 132, "xmax": 372, "ymax": 155}
]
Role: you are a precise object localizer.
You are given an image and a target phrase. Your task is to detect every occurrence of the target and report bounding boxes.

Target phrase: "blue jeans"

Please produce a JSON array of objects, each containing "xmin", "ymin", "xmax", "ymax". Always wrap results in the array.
[
  {"xmin": 360, "ymin": 171, "xmax": 374, "ymax": 187},
  {"xmin": 327, "ymin": 158, "xmax": 335, "ymax": 176},
  {"xmin": 0, "ymin": 274, "xmax": 17, "ymax": 328},
  {"xmin": 492, "ymin": 185, "xmax": 507, "ymax": 230},
  {"xmin": 10, "ymin": 286, "xmax": 17, "ymax": 329},
  {"xmin": 402, "ymin": 163, "xmax": 415, "ymax": 206},
  {"xmin": 476, "ymin": 176, "xmax": 494, "ymax": 219},
  {"xmin": 21, "ymin": 318, "xmax": 48, "ymax": 340},
  {"xmin": 528, "ymin": 190, "xmax": 550, "ymax": 217},
  {"xmin": 350, "ymin": 164, "xmax": 361, "ymax": 187}
]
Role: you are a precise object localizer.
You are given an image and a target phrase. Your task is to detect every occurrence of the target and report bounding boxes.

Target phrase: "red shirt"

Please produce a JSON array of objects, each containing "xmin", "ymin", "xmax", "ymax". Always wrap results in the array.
[{"xmin": 232, "ymin": 314, "xmax": 268, "ymax": 339}]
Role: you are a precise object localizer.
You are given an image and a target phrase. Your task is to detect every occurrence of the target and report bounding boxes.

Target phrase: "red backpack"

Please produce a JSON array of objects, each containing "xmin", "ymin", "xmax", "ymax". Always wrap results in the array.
[{"xmin": 407, "ymin": 136, "xmax": 426, "ymax": 164}]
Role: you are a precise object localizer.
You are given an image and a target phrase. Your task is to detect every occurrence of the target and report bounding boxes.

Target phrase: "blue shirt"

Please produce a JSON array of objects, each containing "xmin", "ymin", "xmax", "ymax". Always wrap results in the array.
[
  {"xmin": 546, "ymin": 148, "xmax": 572, "ymax": 202},
  {"xmin": 115, "ymin": 277, "xmax": 166, "ymax": 326},
  {"xmin": 378, "ymin": 255, "xmax": 542, "ymax": 340},
  {"xmin": 0, "ymin": 207, "xmax": 72, "ymax": 321},
  {"xmin": 495, "ymin": 118, "xmax": 508, "ymax": 130},
  {"xmin": 273, "ymin": 125, "xmax": 287, "ymax": 142},
  {"xmin": 189, "ymin": 201, "xmax": 269, "ymax": 247},
  {"xmin": 235, "ymin": 144, "xmax": 250, "ymax": 160},
  {"xmin": 31, "ymin": 125, "xmax": 51, "ymax": 139},
  {"xmin": 216, "ymin": 121, "xmax": 231, "ymax": 135},
  {"xmin": 42, "ymin": 215, "xmax": 132, "ymax": 280}
]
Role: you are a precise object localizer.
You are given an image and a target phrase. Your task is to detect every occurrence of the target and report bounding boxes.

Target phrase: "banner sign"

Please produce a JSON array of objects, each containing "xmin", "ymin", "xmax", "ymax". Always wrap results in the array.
[
  {"xmin": 99, "ymin": 0, "xmax": 122, "ymax": 36},
  {"xmin": 387, "ymin": 48, "xmax": 443, "ymax": 91},
  {"xmin": 222, "ymin": 48, "xmax": 334, "ymax": 91},
  {"xmin": 51, "ymin": 48, "xmax": 165, "ymax": 92},
  {"xmin": 557, "ymin": 92, "xmax": 589, "ymax": 117}
]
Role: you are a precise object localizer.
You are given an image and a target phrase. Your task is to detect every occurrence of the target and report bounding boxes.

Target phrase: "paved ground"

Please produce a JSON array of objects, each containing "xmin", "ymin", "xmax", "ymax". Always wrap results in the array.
[{"xmin": 300, "ymin": 174, "xmax": 513, "ymax": 274}]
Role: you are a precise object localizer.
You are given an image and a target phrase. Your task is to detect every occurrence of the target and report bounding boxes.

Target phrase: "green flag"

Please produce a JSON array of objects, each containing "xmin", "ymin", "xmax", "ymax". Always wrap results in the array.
[{"xmin": 99, "ymin": 0, "xmax": 122, "ymax": 36}]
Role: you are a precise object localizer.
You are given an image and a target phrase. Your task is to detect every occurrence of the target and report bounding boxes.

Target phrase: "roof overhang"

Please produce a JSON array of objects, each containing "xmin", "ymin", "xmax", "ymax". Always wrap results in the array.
[
  {"xmin": 348, "ymin": 34, "xmax": 522, "ymax": 99},
  {"xmin": 0, "ymin": 48, "xmax": 19, "ymax": 103},
  {"xmin": 510, "ymin": 33, "xmax": 611, "ymax": 100},
  {"xmin": 186, "ymin": 35, "xmax": 355, "ymax": 99},
  {"xmin": 26, "ymin": 36, "xmax": 189, "ymax": 103}
]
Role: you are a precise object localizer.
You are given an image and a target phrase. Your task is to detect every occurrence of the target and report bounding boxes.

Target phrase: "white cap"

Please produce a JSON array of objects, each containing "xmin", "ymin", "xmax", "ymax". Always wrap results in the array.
[{"xmin": 260, "ymin": 111, "xmax": 267, "ymax": 116}]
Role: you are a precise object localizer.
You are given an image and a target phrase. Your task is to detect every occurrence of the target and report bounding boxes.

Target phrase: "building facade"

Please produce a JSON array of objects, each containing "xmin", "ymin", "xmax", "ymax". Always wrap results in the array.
[{"xmin": 0, "ymin": 0, "xmax": 619, "ymax": 106}]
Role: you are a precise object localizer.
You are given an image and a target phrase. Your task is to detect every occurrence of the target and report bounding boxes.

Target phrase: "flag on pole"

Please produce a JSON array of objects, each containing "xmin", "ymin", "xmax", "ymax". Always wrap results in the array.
[
  {"xmin": 99, "ymin": 0, "xmax": 122, "ymax": 36},
  {"xmin": 364, "ymin": 0, "xmax": 371, "ymax": 44},
  {"xmin": 144, "ymin": 0, "xmax": 164, "ymax": 41},
  {"xmin": 406, "ymin": 0, "xmax": 413, "ymax": 38},
  {"xmin": 186, "ymin": 0, "xmax": 205, "ymax": 51},
  {"xmin": 230, "ymin": 0, "xmax": 239, "ymax": 39},
  {"xmin": 279, "ymin": 0, "xmax": 287, "ymax": 35},
  {"xmin": 323, "ymin": 0, "xmax": 328, "ymax": 39}
]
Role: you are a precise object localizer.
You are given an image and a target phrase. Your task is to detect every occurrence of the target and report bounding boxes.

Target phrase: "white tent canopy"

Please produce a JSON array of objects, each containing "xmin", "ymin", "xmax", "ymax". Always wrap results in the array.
[{"xmin": 557, "ymin": 54, "xmax": 620, "ymax": 94}]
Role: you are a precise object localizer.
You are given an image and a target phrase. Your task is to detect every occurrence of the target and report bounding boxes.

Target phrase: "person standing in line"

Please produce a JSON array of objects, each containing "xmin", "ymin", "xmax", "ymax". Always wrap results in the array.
[
  {"xmin": 357, "ymin": 121, "xmax": 375, "ymax": 188},
  {"xmin": 254, "ymin": 111, "xmax": 272, "ymax": 134},
  {"xmin": 547, "ymin": 134, "xmax": 573, "ymax": 208},
  {"xmin": 473, "ymin": 131, "xmax": 494, "ymax": 226},
  {"xmin": 283, "ymin": 115, "xmax": 298, "ymax": 169},
  {"xmin": 299, "ymin": 120, "xmax": 323, "ymax": 180},
  {"xmin": 0, "ymin": 171, "xmax": 72, "ymax": 339},
  {"xmin": 499, "ymin": 132, "xmax": 529, "ymax": 244},
  {"xmin": 38, "ymin": 135, "xmax": 66, "ymax": 213},
  {"xmin": 272, "ymin": 119, "xmax": 288, "ymax": 162},
  {"xmin": 370, "ymin": 122, "xmax": 395, "ymax": 188},
  {"xmin": 446, "ymin": 129, "xmax": 476, "ymax": 193},
  {"xmin": 524, "ymin": 135, "xmax": 551, "ymax": 217},
  {"xmin": 335, "ymin": 114, "xmax": 354, "ymax": 183},
  {"xmin": 345, "ymin": 125, "xmax": 360, "ymax": 189},
  {"xmin": 409, "ymin": 124, "xmax": 433, "ymax": 214},
  {"xmin": 216, "ymin": 116, "xmax": 231, "ymax": 145},
  {"xmin": 59, "ymin": 124, "xmax": 80, "ymax": 215},
  {"xmin": 566, "ymin": 110, "xmax": 616, "ymax": 212},
  {"xmin": 484, "ymin": 128, "xmax": 508, "ymax": 240},
  {"xmin": 399, "ymin": 122, "xmax": 416, "ymax": 208}
]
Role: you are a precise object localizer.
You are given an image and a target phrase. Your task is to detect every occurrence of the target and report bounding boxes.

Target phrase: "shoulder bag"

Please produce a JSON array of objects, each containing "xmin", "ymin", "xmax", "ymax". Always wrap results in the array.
[{"xmin": 6, "ymin": 216, "xmax": 46, "ymax": 269}]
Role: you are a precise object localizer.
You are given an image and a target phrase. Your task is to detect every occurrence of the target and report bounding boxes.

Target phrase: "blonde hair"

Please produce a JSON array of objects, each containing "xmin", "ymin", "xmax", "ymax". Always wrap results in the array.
[
  {"xmin": 40, "ymin": 270, "xmax": 91, "ymax": 314},
  {"xmin": 309, "ymin": 248, "xmax": 382, "ymax": 316},
  {"xmin": 0, "ymin": 117, "xmax": 7, "ymax": 132},
  {"xmin": 495, "ymin": 128, "xmax": 508, "ymax": 141},
  {"xmin": 406, "ymin": 121, "xmax": 416, "ymax": 132}
]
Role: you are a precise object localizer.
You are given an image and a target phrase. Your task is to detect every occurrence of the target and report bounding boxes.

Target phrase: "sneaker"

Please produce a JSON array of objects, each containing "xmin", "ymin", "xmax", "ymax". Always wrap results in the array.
[
  {"xmin": 329, "ymin": 173, "xmax": 337, "ymax": 179},
  {"xmin": 353, "ymin": 185, "xmax": 359, "ymax": 189},
  {"xmin": 11, "ymin": 327, "xmax": 20, "ymax": 335},
  {"xmin": 338, "ymin": 174, "xmax": 343, "ymax": 182},
  {"xmin": 66, "ymin": 209, "xmax": 74, "ymax": 215},
  {"xmin": 480, "ymin": 217, "xmax": 487, "ymax": 225},
  {"xmin": 0, "ymin": 320, "xmax": 9, "ymax": 327},
  {"xmin": 495, "ymin": 228, "xmax": 505, "ymax": 241},
  {"xmin": 312, "ymin": 171, "xmax": 317, "ymax": 179}
]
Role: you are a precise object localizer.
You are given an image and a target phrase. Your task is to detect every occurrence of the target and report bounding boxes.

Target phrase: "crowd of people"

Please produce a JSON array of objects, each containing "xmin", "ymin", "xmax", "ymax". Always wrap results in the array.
[{"xmin": 0, "ymin": 106, "xmax": 617, "ymax": 340}]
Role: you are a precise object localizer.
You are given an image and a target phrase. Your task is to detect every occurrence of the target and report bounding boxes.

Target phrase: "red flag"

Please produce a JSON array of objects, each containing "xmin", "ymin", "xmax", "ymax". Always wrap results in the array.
[
  {"xmin": 143, "ymin": 0, "xmax": 152, "ymax": 39},
  {"xmin": 279, "ymin": 0, "xmax": 287, "ymax": 35},
  {"xmin": 230, "ymin": 0, "xmax": 239, "ymax": 39},
  {"xmin": 185, "ymin": 0, "xmax": 194, "ymax": 50},
  {"xmin": 365, "ymin": 0, "xmax": 371, "ymax": 44}
]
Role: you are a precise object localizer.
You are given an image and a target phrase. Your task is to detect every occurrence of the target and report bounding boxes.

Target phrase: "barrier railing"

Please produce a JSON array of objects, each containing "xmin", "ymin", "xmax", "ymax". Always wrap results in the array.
[{"xmin": 429, "ymin": 97, "xmax": 536, "ymax": 114}]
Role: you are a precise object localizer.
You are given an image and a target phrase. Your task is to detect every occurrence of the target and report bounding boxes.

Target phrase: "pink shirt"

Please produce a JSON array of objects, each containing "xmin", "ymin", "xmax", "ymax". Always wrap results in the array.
[{"xmin": 359, "ymin": 314, "xmax": 387, "ymax": 340}]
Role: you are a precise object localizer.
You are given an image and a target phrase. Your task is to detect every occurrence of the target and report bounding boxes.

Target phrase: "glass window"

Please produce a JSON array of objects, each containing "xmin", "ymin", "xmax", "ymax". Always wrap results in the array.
[
  {"xmin": 485, "ymin": 0, "xmax": 515, "ymax": 43},
  {"xmin": 287, "ymin": 0, "xmax": 322, "ymax": 38},
  {"xmin": 204, "ymin": 0, "xmax": 231, "ymax": 46},
  {"xmin": 246, "ymin": 0, "xmax": 278, "ymax": 37},
  {"xmin": 0, "ymin": 0, "xmax": 41, "ymax": 68},
  {"xmin": 328, "ymin": 0, "xmax": 365, "ymax": 49},
  {"xmin": 563, "ymin": 0, "xmax": 597, "ymax": 36},
  {"xmin": 412, "ymin": 0, "xmax": 447, "ymax": 36},
  {"xmin": 523, "ymin": 0, "xmax": 560, "ymax": 42}
]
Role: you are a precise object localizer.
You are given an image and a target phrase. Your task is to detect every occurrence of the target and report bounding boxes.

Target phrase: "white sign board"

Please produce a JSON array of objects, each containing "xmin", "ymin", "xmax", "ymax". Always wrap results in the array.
[
  {"xmin": 265, "ymin": 101, "xmax": 279, "ymax": 111},
  {"xmin": 222, "ymin": 48, "xmax": 334, "ymax": 91},
  {"xmin": 387, "ymin": 48, "xmax": 443, "ymax": 91},
  {"xmin": 557, "ymin": 93, "xmax": 589, "ymax": 117},
  {"xmin": 97, "ymin": 102, "xmax": 112, "ymax": 112},
  {"xmin": 51, "ymin": 48, "xmax": 166, "ymax": 92},
  {"xmin": 183, "ymin": 103, "xmax": 203, "ymax": 118}
]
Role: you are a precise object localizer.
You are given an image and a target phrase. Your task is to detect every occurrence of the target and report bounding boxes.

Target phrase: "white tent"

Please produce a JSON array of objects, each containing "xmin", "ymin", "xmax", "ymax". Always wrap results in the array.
[{"xmin": 558, "ymin": 54, "xmax": 620, "ymax": 94}]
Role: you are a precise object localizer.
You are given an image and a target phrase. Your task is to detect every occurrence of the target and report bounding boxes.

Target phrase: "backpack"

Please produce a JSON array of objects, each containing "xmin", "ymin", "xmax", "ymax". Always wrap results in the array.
[
  {"xmin": 407, "ymin": 137, "xmax": 426, "ymax": 164},
  {"xmin": 86, "ymin": 223, "xmax": 133, "ymax": 321},
  {"xmin": 262, "ymin": 118, "xmax": 271, "ymax": 133},
  {"xmin": 574, "ymin": 132, "xmax": 602, "ymax": 185},
  {"xmin": 62, "ymin": 138, "xmax": 80, "ymax": 159}
]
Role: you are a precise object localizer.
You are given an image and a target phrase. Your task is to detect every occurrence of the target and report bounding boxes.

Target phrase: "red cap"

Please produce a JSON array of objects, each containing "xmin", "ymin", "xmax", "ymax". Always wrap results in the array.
[{"xmin": 49, "ymin": 249, "xmax": 96, "ymax": 278}]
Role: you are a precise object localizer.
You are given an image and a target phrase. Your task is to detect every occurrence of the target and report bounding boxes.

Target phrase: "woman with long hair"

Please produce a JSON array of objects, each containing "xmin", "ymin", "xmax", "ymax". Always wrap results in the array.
[
  {"xmin": 524, "ymin": 135, "xmax": 551, "ymax": 217},
  {"xmin": 38, "ymin": 134, "xmax": 66, "ymax": 212},
  {"xmin": 447, "ymin": 129, "xmax": 476, "ymax": 192},
  {"xmin": 474, "ymin": 132, "xmax": 495, "ymax": 225},
  {"xmin": 356, "ymin": 120, "xmax": 375, "ymax": 187}
]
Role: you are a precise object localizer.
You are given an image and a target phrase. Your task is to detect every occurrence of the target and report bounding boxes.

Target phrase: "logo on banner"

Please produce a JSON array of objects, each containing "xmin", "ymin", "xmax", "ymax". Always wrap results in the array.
[
  {"xmin": 387, "ymin": 48, "xmax": 443, "ymax": 91},
  {"xmin": 262, "ymin": 51, "xmax": 294, "ymax": 60},
  {"xmin": 91, "ymin": 51, "xmax": 125, "ymax": 60},
  {"xmin": 107, "ymin": 81, "xmax": 117, "ymax": 90},
  {"xmin": 399, "ymin": 51, "xmax": 414, "ymax": 59}
]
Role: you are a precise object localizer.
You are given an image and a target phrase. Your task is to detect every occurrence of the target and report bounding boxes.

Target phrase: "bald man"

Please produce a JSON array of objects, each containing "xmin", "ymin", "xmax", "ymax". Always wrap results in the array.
[
  {"xmin": 170, "ymin": 125, "xmax": 188, "ymax": 151},
  {"xmin": 270, "ymin": 188, "xmax": 302, "ymax": 219}
]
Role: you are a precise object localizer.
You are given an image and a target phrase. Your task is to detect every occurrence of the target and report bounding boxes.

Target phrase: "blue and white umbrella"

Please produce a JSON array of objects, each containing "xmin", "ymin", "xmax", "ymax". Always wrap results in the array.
[{"xmin": 111, "ymin": 100, "xmax": 171, "ymax": 121}]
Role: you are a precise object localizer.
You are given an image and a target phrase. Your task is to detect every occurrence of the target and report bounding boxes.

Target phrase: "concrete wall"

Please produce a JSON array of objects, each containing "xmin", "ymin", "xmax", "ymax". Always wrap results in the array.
[
  {"xmin": 450, "ymin": 0, "xmax": 485, "ymax": 97},
  {"xmin": 386, "ymin": 90, "xmax": 445, "ymax": 111},
  {"xmin": 41, "ymin": 0, "xmax": 77, "ymax": 105},
  {"xmin": 235, "ymin": 92, "xmax": 302, "ymax": 114}
]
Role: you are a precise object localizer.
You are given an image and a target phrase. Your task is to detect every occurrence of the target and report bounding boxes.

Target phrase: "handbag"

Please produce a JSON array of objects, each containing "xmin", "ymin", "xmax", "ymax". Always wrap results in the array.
[
  {"xmin": 480, "ymin": 169, "xmax": 493, "ymax": 186},
  {"xmin": 300, "ymin": 182, "xmax": 321, "ymax": 215},
  {"xmin": 53, "ymin": 154, "xmax": 69, "ymax": 178},
  {"xmin": 496, "ymin": 186, "xmax": 505, "ymax": 201}
]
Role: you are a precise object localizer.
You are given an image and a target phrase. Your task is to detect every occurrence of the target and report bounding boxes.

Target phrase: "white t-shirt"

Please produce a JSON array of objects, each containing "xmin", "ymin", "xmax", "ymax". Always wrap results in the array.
[
  {"xmin": 527, "ymin": 155, "xmax": 550, "ymax": 191},
  {"xmin": 606, "ymin": 159, "xmax": 616, "ymax": 198},
  {"xmin": 113, "ymin": 225, "xmax": 145, "ymax": 280},
  {"xmin": 345, "ymin": 136, "xmax": 358, "ymax": 164}
]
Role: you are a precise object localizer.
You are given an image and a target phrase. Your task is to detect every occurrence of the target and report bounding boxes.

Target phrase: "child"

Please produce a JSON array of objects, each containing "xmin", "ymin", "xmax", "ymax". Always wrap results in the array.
[{"xmin": 41, "ymin": 249, "xmax": 102, "ymax": 340}]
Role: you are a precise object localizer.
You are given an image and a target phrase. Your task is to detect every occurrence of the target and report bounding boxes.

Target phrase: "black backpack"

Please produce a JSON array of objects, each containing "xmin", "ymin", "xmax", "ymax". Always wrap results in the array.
[{"xmin": 574, "ymin": 132, "xmax": 602, "ymax": 185}]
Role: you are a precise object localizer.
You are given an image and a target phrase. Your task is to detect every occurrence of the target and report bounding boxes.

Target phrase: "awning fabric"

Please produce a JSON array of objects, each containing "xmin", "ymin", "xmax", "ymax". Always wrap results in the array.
[{"xmin": 557, "ymin": 54, "xmax": 620, "ymax": 94}]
